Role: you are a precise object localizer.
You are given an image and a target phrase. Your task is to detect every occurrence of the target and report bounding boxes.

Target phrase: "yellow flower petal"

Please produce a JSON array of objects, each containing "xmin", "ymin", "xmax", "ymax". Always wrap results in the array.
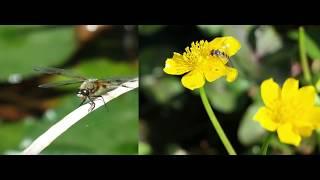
[
  {"xmin": 254, "ymin": 77, "xmax": 320, "ymax": 146},
  {"xmin": 181, "ymin": 70, "xmax": 205, "ymax": 90},
  {"xmin": 208, "ymin": 36, "xmax": 241, "ymax": 57},
  {"xmin": 163, "ymin": 36, "xmax": 241, "ymax": 90},
  {"xmin": 296, "ymin": 126, "xmax": 313, "ymax": 137},
  {"xmin": 281, "ymin": 78, "xmax": 299, "ymax": 102},
  {"xmin": 253, "ymin": 107, "xmax": 278, "ymax": 131},
  {"xmin": 261, "ymin": 78, "xmax": 281, "ymax": 108},
  {"xmin": 297, "ymin": 86, "xmax": 316, "ymax": 108},
  {"xmin": 277, "ymin": 123, "xmax": 301, "ymax": 146},
  {"xmin": 203, "ymin": 58, "xmax": 238, "ymax": 83},
  {"xmin": 309, "ymin": 107, "xmax": 320, "ymax": 129},
  {"xmin": 163, "ymin": 52, "xmax": 193, "ymax": 75},
  {"xmin": 203, "ymin": 59, "xmax": 226, "ymax": 82},
  {"xmin": 225, "ymin": 67, "xmax": 238, "ymax": 82}
]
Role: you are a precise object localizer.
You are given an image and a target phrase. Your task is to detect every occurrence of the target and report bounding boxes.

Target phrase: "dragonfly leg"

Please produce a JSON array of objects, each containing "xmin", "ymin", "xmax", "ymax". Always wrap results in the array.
[
  {"xmin": 79, "ymin": 98, "xmax": 87, "ymax": 107},
  {"xmin": 87, "ymin": 96, "xmax": 96, "ymax": 112},
  {"xmin": 92, "ymin": 95, "xmax": 107, "ymax": 109}
]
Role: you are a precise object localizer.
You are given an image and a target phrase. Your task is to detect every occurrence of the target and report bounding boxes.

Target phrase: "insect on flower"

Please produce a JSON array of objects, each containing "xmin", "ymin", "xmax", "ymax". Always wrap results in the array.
[
  {"xmin": 34, "ymin": 67, "xmax": 136, "ymax": 111},
  {"xmin": 209, "ymin": 36, "xmax": 240, "ymax": 64},
  {"xmin": 211, "ymin": 49, "xmax": 230, "ymax": 62},
  {"xmin": 163, "ymin": 36, "xmax": 241, "ymax": 90}
]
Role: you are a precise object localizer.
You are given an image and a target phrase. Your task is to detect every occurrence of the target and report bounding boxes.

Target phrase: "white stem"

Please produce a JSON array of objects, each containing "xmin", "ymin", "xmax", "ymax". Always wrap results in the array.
[{"xmin": 21, "ymin": 78, "xmax": 138, "ymax": 155}]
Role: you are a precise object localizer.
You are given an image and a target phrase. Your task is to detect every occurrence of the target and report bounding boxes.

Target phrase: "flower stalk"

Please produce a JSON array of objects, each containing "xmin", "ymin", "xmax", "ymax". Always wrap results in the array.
[
  {"xmin": 199, "ymin": 87, "xmax": 237, "ymax": 155},
  {"xmin": 299, "ymin": 26, "xmax": 312, "ymax": 84},
  {"xmin": 260, "ymin": 133, "xmax": 273, "ymax": 155}
]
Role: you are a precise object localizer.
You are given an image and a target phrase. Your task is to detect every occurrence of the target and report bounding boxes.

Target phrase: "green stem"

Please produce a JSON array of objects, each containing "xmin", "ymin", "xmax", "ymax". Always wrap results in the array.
[
  {"xmin": 260, "ymin": 133, "xmax": 273, "ymax": 155},
  {"xmin": 299, "ymin": 26, "xmax": 312, "ymax": 84},
  {"xmin": 199, "ymin": 87, "xmax": 237, "ymax": 155}
]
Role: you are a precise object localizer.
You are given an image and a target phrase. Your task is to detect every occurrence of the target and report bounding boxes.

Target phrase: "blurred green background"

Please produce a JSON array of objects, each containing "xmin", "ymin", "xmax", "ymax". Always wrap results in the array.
[
  {"xmin": 139, "ymin": 25, "xmax": 320, "ymax": 155},
  {"xmin": 0, "ymin": 25, "xmax": 138, "ymax": 154}
]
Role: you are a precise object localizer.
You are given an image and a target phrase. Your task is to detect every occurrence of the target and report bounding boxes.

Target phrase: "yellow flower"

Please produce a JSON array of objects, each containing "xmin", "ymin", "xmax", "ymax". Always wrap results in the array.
[
  {"xmin": 163, "ymin": 36, "xmax": 241, "ymax": 90},
  {"xmin": 254, "ymin": 78, "xmax": 320, "ymax": 146}
]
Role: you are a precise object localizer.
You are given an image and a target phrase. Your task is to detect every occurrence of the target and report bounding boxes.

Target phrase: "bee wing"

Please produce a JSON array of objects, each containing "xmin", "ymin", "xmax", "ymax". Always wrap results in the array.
[
  {"xmin": 34, "ymin": 67, "xmax": 87, "ymax": 80},
  {"xmin": 38, "ymin": 79, "xmax": 84, "ymax": 88}
]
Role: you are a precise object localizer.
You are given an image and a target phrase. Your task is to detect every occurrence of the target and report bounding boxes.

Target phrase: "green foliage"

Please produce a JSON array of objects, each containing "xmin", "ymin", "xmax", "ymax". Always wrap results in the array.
[
  {"xmin": 238, "ymin": 102, "xmax": 265, "ymax": 146},
  {"xmin": 0, "ymin": 26, "xmax": 77, "ymax": 81},
  {"xmin": 139, "ymin": 25, "xmax": 166, "ymax": 36},
  {"xmin": 197, "ymin": 25, "xmax": 223, "ymax": 35},
  {"xmin": 139, "ymin": 142, "xmax": 151, "ymax": 155},
  {"xmin": 206, "ymin": 77, "xmax": 250, "ymax": 113}
]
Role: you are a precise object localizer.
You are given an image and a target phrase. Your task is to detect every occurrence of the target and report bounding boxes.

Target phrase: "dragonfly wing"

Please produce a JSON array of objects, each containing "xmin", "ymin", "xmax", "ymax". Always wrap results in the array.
[
  {"xmin": 102, "ymin": 77, "xmax": 137, "ymax": 84},
  {"xmin": 38, "ymin": 79, "xmax": 84, "ymax": 88},
  {"xmin": 34, "ymin": 67, "xmax": 87, "ymax": 80},
  {"xmin": 102, "ymin": 78, "xmax": 138, "ymax": 91}
]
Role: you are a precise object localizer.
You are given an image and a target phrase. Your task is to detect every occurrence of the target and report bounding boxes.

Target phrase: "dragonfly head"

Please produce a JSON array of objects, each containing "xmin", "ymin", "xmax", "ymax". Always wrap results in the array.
[{"xmin": 77, "ymin": 89, "xmax": 90, "ymax": 98}]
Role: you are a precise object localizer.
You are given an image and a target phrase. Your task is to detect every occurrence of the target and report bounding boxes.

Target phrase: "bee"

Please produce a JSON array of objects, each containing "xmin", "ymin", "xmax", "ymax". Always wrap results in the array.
[
  {"xmin": 34, "ymin": 67, "xmax": 136, "ymax": 111},
  {"xmin": 210, "ymin": 49, "xmax": 230, "ymax": 62},
  {"xmin": 209, "ymin": 36, "xmax": 241, "ymax": 64}
]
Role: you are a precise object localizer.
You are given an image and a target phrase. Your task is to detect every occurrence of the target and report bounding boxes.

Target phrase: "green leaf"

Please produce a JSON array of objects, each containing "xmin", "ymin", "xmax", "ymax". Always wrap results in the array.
[
  {"xmin": 255, "ymin": 26, "xmax": 283, "ymax": 57},
  {"xmin": 287, "ymin": 30, "xmax": 298, "ymax": 40},
  {"xmin": 206, "ymin": 78, "xmax": 250, "ymax": 113},
  {"xmin": 238, "ymin": 102, "xmax": 266, "ymax": 146},
  {"xmin": 288, "ymin": 29, "xmax": 320, "ymax": 60},
  {"xmin": 316, "ymin": 79, "xmax": 320, "ymax": 93},
  {"xmin": 197, "ymin": 25, "xmax": 223, "ymax": 36},
  {"xmin": 74, "ymin": 58, "xmax": 138, "ymax": 78},
  {"xmin": 0, "ymin": 26, "xmax": 77, "ymax": 81},
  {"xmin": 139, "ymin": 25, "xmax": 166, "ymax": 36},
  {"xmin": 139, "ymin": 142, "xmax": 151, "ymax": 155},
  {"xmin": 223, "ymin": 25, "xmax": 260, "ymax": 79},
  {"xmin": 0, "ymin": 121, "xmax": 27, "ymax": 153},
  {"xmin": 304, "ymin": 32, "xmax": 320, "ymax": 60},
  {"xmin": 139, "ymin": 45, "xmax": 173, "ymax": 75},
  {"xmin": 142, "ymin": 75, "xmax": 183, "ymax": 104},
  {"xmin": 269, "ymin": 136, "xmax": 295, "ymax": 155}
]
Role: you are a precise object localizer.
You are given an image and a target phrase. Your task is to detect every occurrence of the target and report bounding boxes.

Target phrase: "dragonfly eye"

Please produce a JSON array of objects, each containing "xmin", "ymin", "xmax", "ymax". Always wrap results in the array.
[{"xmin": 79, "ymin": 89, "xmax": 90, "ymax": 96}]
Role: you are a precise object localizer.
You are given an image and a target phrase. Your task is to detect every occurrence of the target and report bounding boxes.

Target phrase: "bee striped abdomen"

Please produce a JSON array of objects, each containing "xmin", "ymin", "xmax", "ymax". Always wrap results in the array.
[{"xmin": 210, "ymin": 49, "xmax": 230, "ymax": 61}]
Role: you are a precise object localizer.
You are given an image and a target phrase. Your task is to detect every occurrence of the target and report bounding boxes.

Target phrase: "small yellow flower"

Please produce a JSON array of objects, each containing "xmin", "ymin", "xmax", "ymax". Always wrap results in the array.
[
  {"xmin": 163, "ymin": 36, "xmax": 241, "ymax": 90},
  {"xmin": 254, "ymin": 78, "xmax": 320, "ymax": 146}
]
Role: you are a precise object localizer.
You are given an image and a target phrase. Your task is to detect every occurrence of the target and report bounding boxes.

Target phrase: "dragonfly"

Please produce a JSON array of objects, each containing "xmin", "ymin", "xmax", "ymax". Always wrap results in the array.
[{"xmin": 34, "ymin": 67, "xmax": 136, "ymax": 111}]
